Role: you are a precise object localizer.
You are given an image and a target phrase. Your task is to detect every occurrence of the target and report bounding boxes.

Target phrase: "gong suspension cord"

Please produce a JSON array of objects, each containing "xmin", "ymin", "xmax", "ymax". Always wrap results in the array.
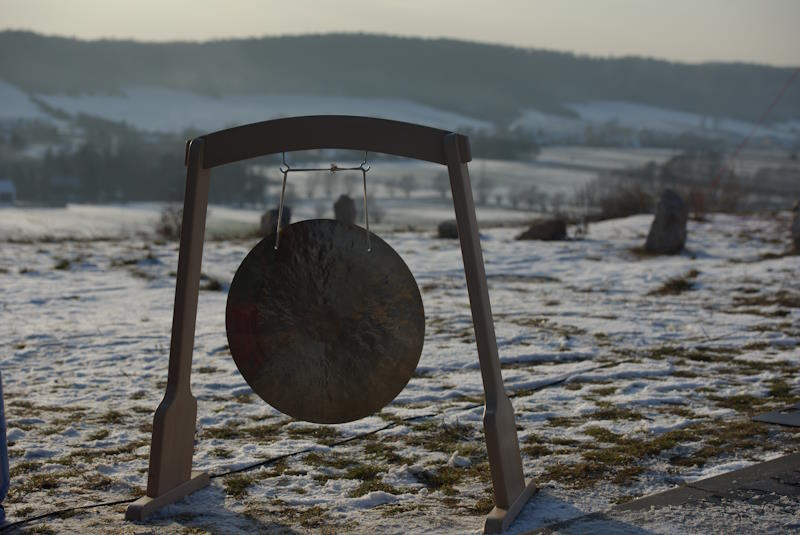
[
  {"xmin": 0, "ymin": 359, "xmax": 630, "ymax": 532},
  {"xmin": 275, "ymin": 152, "xmax": 372, "ymax": 251}
]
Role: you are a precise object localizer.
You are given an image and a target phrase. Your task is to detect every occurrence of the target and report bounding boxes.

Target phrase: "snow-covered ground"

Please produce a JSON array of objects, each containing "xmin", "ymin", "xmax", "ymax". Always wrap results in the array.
[
  {"xmin": 536, "ymin": 146, "xmax": 680, "ymax": 171},
  {"xmin": 0, "ymin": 81, "xmax": 50, "ymax": 122},
  {"xmin": 0, "ymin": 208, "xmax": 798, "ymax": 533},
  {"xmin": 0, "ymin": 201, "xmax": 538, "ymax": 243}
]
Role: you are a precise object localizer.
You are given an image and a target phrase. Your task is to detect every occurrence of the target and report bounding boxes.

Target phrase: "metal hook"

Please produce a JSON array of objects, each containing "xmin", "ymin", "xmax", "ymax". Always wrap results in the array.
[
  {"xmin": 274, "ymin": 165, "xmax": 289, "ymax": 251},
  {"xmin": 274, "ymin": 151, "xmax": 372, "ymax": 251},
  {"xmin": 361, "ymin": 152, "xmax": 371, "ymax": 252}
]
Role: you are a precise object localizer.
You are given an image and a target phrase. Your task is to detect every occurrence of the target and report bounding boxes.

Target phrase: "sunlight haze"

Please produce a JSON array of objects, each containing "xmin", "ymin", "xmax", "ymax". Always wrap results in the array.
[{"xmin": 2, "ymin": 0, "xmax": 799, "ymax": 66}]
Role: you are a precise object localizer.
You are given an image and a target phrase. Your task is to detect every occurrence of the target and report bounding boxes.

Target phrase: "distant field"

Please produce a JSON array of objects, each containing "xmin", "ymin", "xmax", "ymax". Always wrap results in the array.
[{"xmin": 2, "ymin": 145, "xmax": 796, "ymax": 244}]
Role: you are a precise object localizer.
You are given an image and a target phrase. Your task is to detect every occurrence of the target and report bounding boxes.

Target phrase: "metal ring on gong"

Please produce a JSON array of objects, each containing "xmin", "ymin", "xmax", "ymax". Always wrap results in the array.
[{"xmin": 226, "ymin": 219, "xmax": 425, "ymax": 424}]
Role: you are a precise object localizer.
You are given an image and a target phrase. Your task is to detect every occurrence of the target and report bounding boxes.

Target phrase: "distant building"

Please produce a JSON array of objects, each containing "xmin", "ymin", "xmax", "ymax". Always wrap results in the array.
[{"xmin": 0, "ymin": 180, "xmax": 15, "ymax": 205}]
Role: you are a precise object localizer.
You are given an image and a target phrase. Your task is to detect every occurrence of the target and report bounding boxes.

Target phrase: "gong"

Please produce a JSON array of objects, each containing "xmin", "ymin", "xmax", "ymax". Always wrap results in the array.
[{"xmin": 226, "ymin": 219, "xmax": 425, "ymax": 424}]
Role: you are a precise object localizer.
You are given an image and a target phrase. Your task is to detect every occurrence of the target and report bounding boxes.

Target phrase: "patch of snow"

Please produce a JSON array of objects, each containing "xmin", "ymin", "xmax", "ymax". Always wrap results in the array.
[
  {"xmin": 513, "ymin": 101, "xmax": 800, "ymax": 145},
  {"xmin": 0, "ymin": 80, "xmax": 49, "ymax": 121},
  {"xmin": 348, "ymin": 491, "xmax": 400, "ymax": 509},
  {"xmin": 34, "ymin": 87, "xmax": 494, "ymax": 134}
]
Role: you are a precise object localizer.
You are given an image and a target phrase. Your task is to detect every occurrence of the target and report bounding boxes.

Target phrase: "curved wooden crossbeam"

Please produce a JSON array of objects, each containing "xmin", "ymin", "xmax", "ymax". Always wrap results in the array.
[
  {"xmin": 128, "ymin": 116, "xmax": 534, "ymax": 533},
  {"xmin": 195, "ymin": 115, "xmax": 472, "ymax": 168}
]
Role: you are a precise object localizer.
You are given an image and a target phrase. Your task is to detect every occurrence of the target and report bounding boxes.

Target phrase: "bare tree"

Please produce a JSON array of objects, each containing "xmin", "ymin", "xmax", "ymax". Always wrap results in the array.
[
  {"xmin": 384, "ymin": 179, "xmax": 397, "ymax": 198},
  {"xmin": 343, "ymin": 173, "xmax": 359, "ymax": 195},
  {"xmin": 509, "ymin": 186, "xmax": 521, "ymax": 209},
  {"xmin": 155, "ymin": 205, "xmax": 182, "ymax": 240},
  {"xmin": 305, "ymin": 175, "xmax": 319, "ymax": 199},
  {"xmin": 550, "ymin": 192, "xmax": 566, "ymax": 214},
  {"xmin": 537, "ymin": 191, "xmax": 550, "ymax": 213},
  {"xmin": 358, "ymin": 195, "xmax": 386, "ymax": 224},
  {"xmin": 284, "ymin": 183, "xmax": 298, "ymax": 206},
  {"xmin": 323, "ymin": 174, "xmax": 336, "ymax": 198},
  {"xmin": 433, "ymin": 172, "xmax": 450, "ymax": 199},
  {"xmin": 399, "ymin": 173, "xmax": 417, "ymax": 198},
  {"xmin": 521, "ymin": 185, "xmax": 539, "ymax": 210},
  {"xmin": 476, "ymin": 175, "xmax": 493, "ymax": 206},
  {"xmin": 573, "ymin": 181, "xmax": 598, "ymax": 212}
]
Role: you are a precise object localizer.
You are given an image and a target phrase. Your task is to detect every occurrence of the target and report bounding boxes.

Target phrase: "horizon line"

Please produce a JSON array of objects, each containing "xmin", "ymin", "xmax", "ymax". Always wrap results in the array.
[{"xmin": 2, "ymin": 28, "xmax": 798, "ymax": 70}]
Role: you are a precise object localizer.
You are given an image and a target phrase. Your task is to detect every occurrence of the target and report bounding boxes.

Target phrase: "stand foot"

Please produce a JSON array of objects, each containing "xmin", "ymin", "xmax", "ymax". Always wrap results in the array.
[
  {"xmin": 484, "ymin": 480, "xmax": 537, "ymax": 533},
  {"xmin": 125, "ymin": 471, "xmax": 210, "ymax": 521}
]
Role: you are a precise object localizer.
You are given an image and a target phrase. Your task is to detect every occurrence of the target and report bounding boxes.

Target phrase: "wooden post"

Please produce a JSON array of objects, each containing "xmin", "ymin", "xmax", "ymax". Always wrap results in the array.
[
  {"xmin": 444, "ymin": 134, "xmax": 536, "ymax": 533},
  {"xmin": 126, "ymin": 139, "xmax": 211, "ymax": 521}
]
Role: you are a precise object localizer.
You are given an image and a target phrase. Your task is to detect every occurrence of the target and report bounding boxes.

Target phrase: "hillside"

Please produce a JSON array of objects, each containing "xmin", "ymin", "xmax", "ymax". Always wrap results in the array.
[{"xmin": 1, "ymin": 31, "xmax": 798, "ymax": 126}]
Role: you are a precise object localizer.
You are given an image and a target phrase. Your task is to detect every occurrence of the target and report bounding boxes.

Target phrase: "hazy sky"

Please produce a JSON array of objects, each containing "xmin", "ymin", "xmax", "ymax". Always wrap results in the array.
[{"xmin": 2, "ymin": 0, "xmax": 799, "ymax": 66}]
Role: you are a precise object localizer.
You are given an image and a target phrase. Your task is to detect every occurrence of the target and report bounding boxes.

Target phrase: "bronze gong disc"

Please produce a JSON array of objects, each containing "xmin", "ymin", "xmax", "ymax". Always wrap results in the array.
[{"xmin": 226, "ymin": 219, "xmax": 425, "ymax": 424}]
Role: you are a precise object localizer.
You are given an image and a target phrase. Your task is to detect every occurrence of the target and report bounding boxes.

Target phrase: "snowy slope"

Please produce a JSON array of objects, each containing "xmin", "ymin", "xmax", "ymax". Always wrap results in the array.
[
  {"xmin": 0, "ymin": 80, "xmax": 49, "ymax": 121},
  {"xmin": 32, "ymin": 86, "xmax": 494, "ymax": 134},
  {"xmin": 512, "ymin": 101, "xmax": 800, "ymax": 144}
]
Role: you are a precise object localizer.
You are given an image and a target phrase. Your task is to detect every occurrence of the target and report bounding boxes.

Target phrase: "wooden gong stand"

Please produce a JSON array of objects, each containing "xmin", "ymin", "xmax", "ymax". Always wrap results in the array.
[{"xmin": 126, "ymin": 116, "xmax": 536, "ymax": 533}]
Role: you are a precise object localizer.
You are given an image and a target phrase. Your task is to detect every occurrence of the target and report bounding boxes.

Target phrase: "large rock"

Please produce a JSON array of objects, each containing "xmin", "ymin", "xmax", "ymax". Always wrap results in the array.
[
  {"xmin": 645, "ymin": 189, "xmax": 688, "ymax": 254},
  {"xmin": 437, "ymin": 220, "xmax": 459, "ymax": 239},
  {"xmin": 260, "ymin": 207, "xmax": 292, "ymax": 236},
  {"xmin": 516, "ymin": 219, "xmax": 567, "ymax": 241},
  {"xmin": 334, "ymin": 195, "xmax": 356, "ymax": 224},
  {"xmin": 792, "ymin": 209, "xmax": 800, "ymax": 252}
]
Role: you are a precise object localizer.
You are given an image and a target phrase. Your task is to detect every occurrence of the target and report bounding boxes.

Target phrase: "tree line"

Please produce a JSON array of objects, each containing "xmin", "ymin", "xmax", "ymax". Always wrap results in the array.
[{"xmin": 0, "ymin": 118, "xmax": 261, "ymax": 205}]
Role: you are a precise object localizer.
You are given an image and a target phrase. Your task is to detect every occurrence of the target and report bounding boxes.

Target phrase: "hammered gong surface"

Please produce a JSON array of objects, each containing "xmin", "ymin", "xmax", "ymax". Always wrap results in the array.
[{"xmin": 226, "ymin": 219, "xmax": 425, "ymax": 424}]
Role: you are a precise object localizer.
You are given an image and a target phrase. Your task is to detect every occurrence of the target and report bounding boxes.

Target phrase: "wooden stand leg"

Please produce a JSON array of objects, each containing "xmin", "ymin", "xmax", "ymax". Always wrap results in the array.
[
  {"xmin": 444, "ymin": 134, "xmax": 536, "ymax": 533},
  {"xmin": 126, "ymin": 472, "xmax": 210, "ymax": 521},
  {"xmin": 126, "ymin": 139, "xmax": 211, "ymax": 520}
]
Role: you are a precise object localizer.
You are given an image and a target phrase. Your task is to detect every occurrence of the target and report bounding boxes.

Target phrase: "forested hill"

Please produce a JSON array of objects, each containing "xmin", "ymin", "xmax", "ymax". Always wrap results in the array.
[{"xmin": 1, "ymin": 30, "xmax": 798, "ymax": 125}]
